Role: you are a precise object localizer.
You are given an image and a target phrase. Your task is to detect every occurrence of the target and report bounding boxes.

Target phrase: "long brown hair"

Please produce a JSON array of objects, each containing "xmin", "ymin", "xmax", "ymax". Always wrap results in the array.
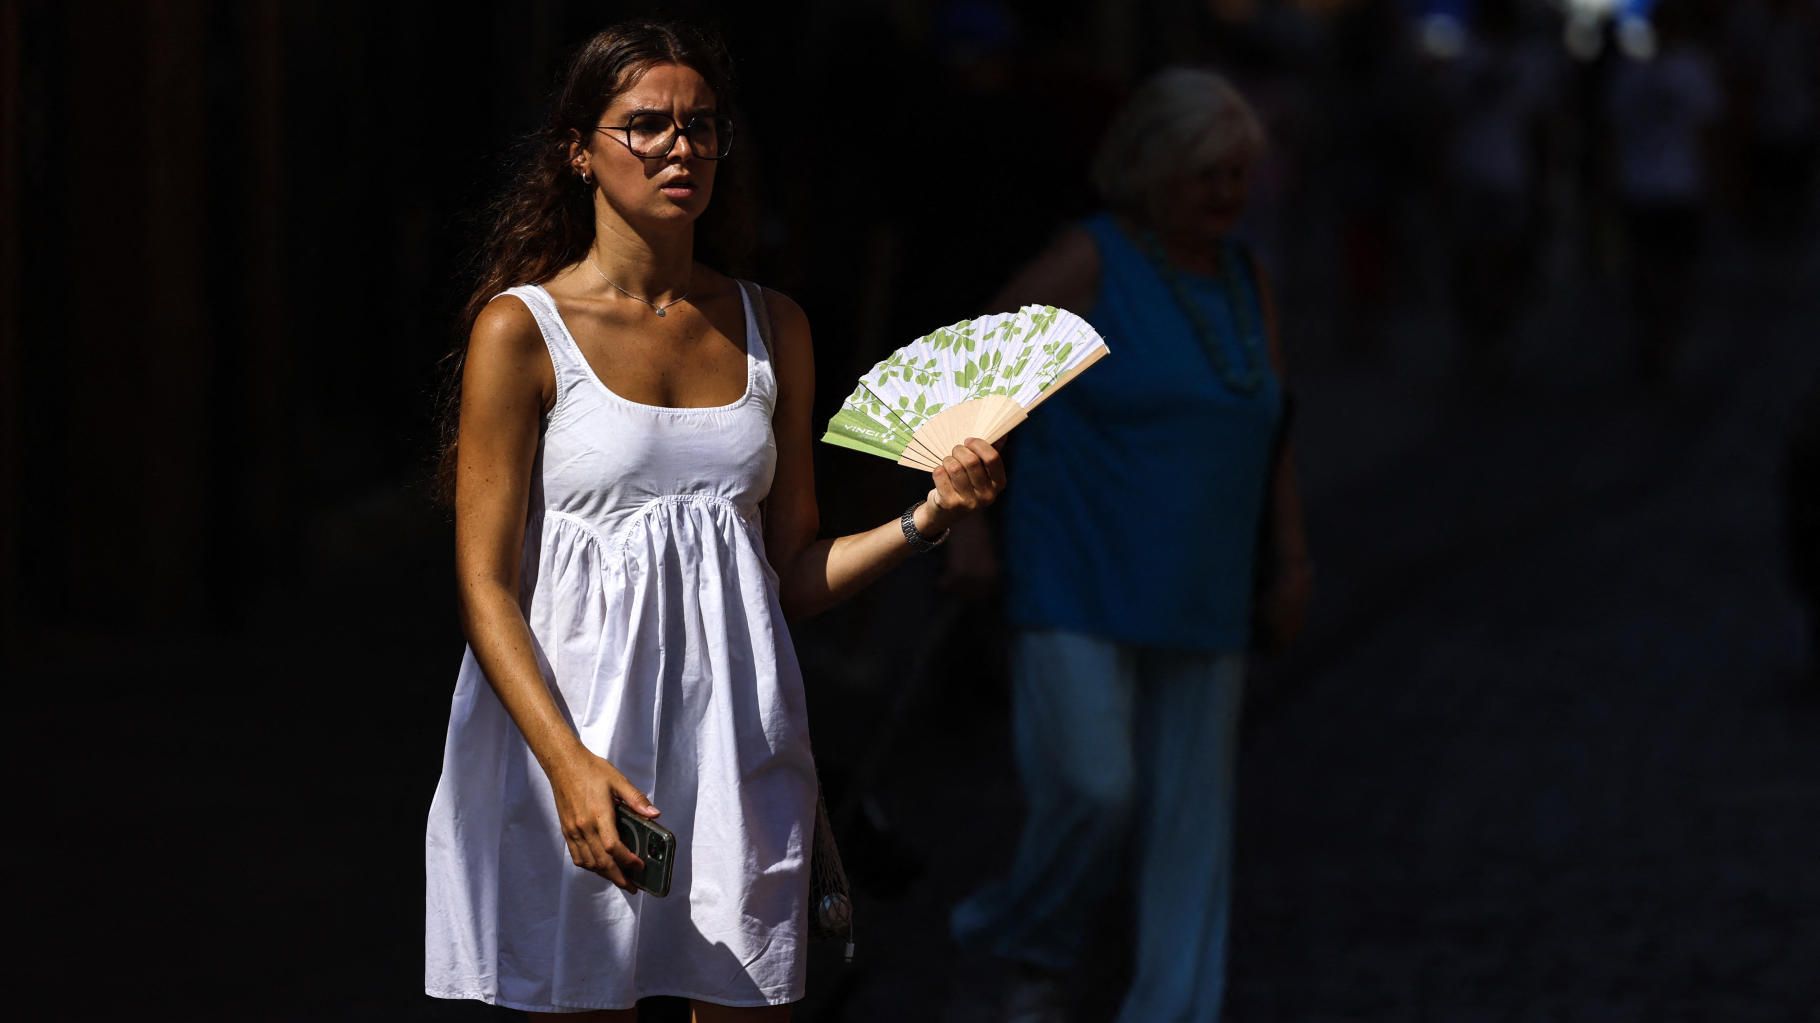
[{"xmin": 432, "ymin": 20, "xmax": 747, "ymax": 504}]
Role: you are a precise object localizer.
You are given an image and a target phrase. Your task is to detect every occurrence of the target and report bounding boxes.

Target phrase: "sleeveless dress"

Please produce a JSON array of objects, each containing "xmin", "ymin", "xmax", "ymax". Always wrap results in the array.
[{"xmin": 424, "ymin": 281, "xmax": 818, "ymax": 1012}]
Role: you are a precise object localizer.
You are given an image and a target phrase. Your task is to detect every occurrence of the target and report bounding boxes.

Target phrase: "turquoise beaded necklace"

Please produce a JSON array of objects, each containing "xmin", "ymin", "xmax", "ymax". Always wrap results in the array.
[{"xmin": 1138, "ymin": 231, "xmax": 1267, "ymax": 395}]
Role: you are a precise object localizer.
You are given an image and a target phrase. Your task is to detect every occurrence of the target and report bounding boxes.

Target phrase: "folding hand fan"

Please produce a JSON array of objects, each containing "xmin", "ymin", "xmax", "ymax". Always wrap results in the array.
[{"xmin": 821, "ymin": 305, "xmax": 1108, "ymax": 470}]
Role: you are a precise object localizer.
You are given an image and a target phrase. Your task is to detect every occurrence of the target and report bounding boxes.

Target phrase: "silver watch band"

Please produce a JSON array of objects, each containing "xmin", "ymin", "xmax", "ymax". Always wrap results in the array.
[{"xmin": 900, "ymin": 502, "xmax": 950, "ymax": 553}]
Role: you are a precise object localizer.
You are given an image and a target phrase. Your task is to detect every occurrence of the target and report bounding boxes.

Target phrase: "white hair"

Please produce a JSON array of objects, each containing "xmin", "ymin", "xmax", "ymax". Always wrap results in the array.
[{"xmin": 1091, "ymin": 67, "xmax": 1266, "ymax": 223}]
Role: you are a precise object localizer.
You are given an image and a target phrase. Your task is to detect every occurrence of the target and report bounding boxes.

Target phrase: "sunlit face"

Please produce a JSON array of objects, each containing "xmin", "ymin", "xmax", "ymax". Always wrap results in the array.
[
  {"xmin": 1158, "ymin": 146, "xmax": 1253, "ymax": 243},
  {"xmin": 572, "ymin": 62, "xmax": 720, "ymax": 226}
]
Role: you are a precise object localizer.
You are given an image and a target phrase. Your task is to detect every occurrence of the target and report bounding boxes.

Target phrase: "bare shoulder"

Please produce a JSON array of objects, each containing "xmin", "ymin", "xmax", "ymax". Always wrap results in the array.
[
  {"xmin": 992, "ymin": 224, "xmax": 1101, "ymax": 313},
  {"xmin": 689, "ymin": 262, "xmax": 810, "ymax": 361},
  {"xmin": 753, "ymin": 284, "xmax": 812, "ymax": 372},
  {"xmin": 757, "ymin": 285, "xmax": 809, "ymax": 339},
  {"xmin": 740, "ymin": 284, "xmax": 813, "ymax": 416},
  {"xmin": 469, "ymin": 291, "xmax": 546, "ymax": 358},
  {"xmin": 464, "ymin": 291, "xmax": 555, "ymax": 409},
  {"xmin": 1043, "ymin": 224, "xmax": 1101, "ymax": 274}
]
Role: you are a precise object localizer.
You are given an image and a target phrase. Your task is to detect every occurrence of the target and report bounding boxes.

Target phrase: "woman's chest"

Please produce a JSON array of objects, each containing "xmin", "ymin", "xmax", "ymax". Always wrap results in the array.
[
  {"xmin": 540, "ymin": 402, "xmax": 779, "ymax": 507},
  {"xmin": 577, "ymin": 334, "xmax": 752, "ymax": 410}
]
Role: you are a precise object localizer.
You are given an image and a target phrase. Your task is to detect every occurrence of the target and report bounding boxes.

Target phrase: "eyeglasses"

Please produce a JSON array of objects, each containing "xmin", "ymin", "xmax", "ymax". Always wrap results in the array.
[{"xmin": 594, "ymin": 113, "xmax": 735, "ymax": 161}]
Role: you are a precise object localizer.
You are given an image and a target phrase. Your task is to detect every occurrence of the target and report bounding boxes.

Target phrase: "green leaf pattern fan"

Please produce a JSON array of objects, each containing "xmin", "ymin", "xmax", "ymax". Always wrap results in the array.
[{"xmin": 822, "ymin": 305, "xmax": 1109, "ymax": 470}]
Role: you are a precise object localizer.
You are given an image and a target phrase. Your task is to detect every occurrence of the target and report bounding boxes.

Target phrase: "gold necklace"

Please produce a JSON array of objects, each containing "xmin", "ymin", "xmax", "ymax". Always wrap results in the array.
[{"xmin": 588, "ymin": 255, "xmax": 690, "ymax": 317}]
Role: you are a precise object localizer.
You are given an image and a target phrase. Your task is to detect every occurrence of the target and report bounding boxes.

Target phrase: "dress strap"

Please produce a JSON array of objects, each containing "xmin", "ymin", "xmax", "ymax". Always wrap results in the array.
[
  {"xmin": 736, "ymin": 279, "xmax": 773, "ymax": 365},
  {"xmin": 494, "ymin": 285, "xmax": 593, "ymax": 411},
  {"xmin": 735, "ymin": 279, "xmax": 780, "ymax": 415}
]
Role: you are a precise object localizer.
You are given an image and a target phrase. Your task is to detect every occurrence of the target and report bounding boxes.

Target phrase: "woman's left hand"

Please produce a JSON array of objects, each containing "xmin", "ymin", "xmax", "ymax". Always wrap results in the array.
[{"xmin": 918, "ymin": 438, "xmax": 1007, "ymax": 535}]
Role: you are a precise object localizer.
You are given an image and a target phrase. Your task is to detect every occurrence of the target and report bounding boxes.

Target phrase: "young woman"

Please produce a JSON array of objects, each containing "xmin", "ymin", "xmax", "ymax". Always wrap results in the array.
[{"xmin": 423, "ymin": 22, "xmax": 1003, "ymax": 1020}]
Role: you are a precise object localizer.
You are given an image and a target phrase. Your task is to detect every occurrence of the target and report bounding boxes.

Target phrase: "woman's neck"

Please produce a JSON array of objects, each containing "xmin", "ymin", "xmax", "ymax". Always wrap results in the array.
[
  {"xmin": 1156, "ymin": 227, "xmax": 1225, "ymax": 278},
  {"xmin": 1117, "ymin": 212, "xmax": 1226, "ymax": 277},
  {"xmin": 588, "ymin": 213, "xmax": 695, "ymax": 301}
]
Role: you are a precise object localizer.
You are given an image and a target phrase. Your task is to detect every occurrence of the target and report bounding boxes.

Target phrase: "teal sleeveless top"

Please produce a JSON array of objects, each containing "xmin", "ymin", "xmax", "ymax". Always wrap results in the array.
[{"xmin": 1003, "ymin": 213, "xmax": 1284, "ymax": 651}]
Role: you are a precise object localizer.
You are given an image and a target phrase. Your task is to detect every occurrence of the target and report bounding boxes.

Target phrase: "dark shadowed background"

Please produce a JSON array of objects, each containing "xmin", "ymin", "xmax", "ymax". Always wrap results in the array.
[{"xmin": 7, "ymin": 0, "xmax": 1820, "ymax": 1019}]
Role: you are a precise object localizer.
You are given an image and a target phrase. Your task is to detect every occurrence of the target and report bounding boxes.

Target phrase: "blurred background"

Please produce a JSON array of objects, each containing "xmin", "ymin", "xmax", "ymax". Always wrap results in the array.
[{"xmin": 7, "ymin": 0, "xmax": 1820, "ymax": 1018}]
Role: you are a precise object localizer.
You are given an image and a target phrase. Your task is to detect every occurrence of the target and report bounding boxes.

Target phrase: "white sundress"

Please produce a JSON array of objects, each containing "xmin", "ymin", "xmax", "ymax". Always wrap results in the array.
[{"xmin": 425, "ymin": 281, "xmax": 817, "ymax": 1012}]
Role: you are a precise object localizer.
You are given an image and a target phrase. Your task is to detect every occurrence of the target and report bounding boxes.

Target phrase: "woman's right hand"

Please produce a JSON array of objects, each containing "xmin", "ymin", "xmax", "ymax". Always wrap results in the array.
[{"xmin": 546, "ymin": 750, "xmax": 661, "ymax": 892}]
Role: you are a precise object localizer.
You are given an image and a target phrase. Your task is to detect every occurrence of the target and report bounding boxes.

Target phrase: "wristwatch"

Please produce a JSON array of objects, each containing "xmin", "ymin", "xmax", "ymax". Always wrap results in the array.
[{"xmin": 900, "ymin": 502, "xmax": 950, "ymax": 554}]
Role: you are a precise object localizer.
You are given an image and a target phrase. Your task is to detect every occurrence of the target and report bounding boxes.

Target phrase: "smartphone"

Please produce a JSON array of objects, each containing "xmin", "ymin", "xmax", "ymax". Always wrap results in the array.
[{"xmin": 614, "ymin": 803, "xmax": 677, "ymax": 897}]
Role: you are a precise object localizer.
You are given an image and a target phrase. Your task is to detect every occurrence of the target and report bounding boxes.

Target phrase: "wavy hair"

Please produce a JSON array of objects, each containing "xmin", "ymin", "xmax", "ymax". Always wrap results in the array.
[{"xmin": 432, "ymin": 21, "xmax": 748, "ymax": 503}]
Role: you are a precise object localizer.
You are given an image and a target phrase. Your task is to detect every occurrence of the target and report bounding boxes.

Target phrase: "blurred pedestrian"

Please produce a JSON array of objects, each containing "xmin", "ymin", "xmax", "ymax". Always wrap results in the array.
[
  {"xmin": 945, "ymin": 67, "xmax": 1310, "ymax": 1022},
  {"xmin": 1604, "ymin": 2, "xmax": 1722, "ymax": 383},
  {"xmin": 1325, "ymin": 0, "xmax": 1428, "ymax": 358},
  {"xmin": 421, "ymin": 21, "xmax": 1005, "ymax": 1020},
  {"xmin": 1435, "ymin": 0, "xmax": 1562, "ymax": 383}
]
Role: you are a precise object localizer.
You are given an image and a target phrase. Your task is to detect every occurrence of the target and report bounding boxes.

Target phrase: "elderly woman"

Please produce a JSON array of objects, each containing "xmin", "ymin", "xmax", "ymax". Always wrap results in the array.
[{"xmin": 947, "ymin": 68, "xmax": 1310, "ymax": 1021}]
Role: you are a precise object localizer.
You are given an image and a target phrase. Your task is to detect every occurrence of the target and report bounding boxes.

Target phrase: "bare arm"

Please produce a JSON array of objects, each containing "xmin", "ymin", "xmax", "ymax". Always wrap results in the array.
[
  {"xmin": 760, "ymin": 289, "xmax": 1004, "ymax": 622},
  {"xmin": 453, "ymin": 296, "xmax": 654, "ymax": 891},
  {"xmin": 1252, "ymin": 259, "xmax": 1313, "ymax": 649},
  {"xmin": 988, "ymin": 224, "xmax": 1101, "ymax": 314},
  {"xmin": 1255, "ymin": 260, "xmax": 1309, "ymax": 571}
]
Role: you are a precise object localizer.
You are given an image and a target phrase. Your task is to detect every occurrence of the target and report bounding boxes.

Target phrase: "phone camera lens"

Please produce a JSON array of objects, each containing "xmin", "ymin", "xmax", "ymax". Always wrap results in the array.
[{"xmin": 650, "ymin": 843, "xmax": 666, "ymax": 860}]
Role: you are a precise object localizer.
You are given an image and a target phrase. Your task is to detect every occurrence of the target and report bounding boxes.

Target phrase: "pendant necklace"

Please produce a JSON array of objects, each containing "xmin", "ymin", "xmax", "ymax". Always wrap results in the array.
[
  {"xmin": 589, "ymin": 255, "xmax": 690, "ymax": 317},
  {"xmin": 1139, "ymin": 231, "xmax": 1266, "ymax": 395}
]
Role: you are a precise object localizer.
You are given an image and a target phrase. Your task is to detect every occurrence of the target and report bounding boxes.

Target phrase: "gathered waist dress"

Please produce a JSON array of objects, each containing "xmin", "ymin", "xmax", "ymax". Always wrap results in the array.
[{"xmin": 425, "ymin": 281, "xmax": 817, "ymax": 1012}]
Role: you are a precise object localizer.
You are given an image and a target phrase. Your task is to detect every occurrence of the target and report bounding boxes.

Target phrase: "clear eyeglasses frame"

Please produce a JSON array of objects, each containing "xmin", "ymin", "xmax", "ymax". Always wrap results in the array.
[{"xmin": 592, "ymin": 113, "xmax": 735, "ymax": 161}]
